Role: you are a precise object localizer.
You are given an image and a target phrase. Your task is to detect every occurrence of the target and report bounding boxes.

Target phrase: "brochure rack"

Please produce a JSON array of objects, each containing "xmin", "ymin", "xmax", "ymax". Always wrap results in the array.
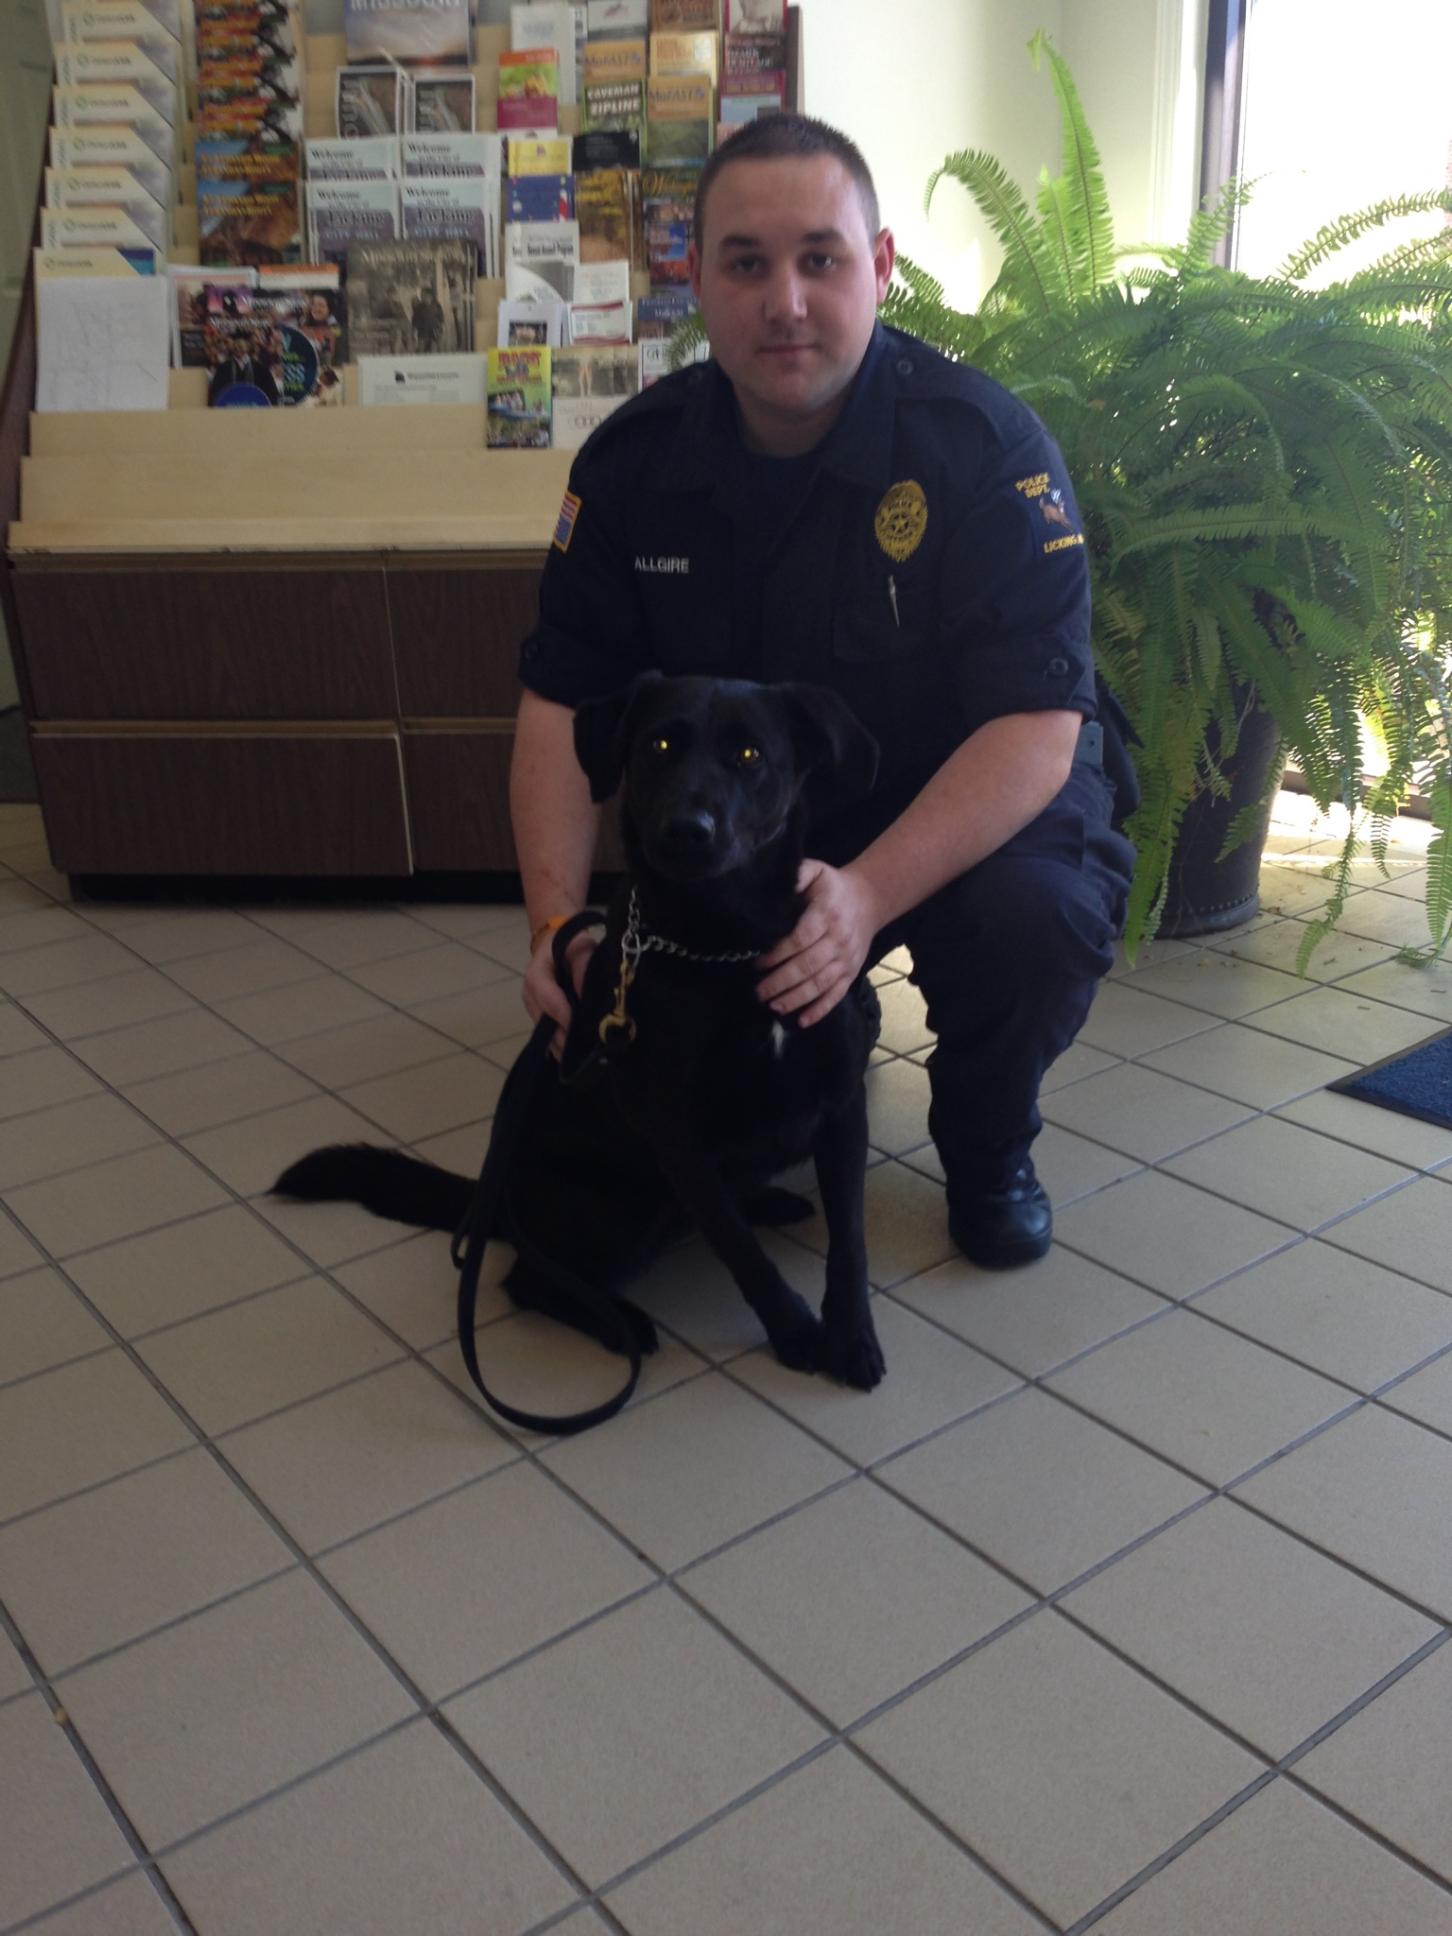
[{"xmin": 0, "ymin": 13, "xmax": 801, "ymax": 880}]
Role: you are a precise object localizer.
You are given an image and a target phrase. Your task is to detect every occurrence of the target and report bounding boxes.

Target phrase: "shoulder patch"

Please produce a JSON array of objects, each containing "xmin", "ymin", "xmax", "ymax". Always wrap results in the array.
[
  {"xmin": 552, "ymin": 490, "xmax": 582, "ymax": 553},
  {"xmin": 1033, "ymin": 482, "xmax": 1083, "ymax": 553}
]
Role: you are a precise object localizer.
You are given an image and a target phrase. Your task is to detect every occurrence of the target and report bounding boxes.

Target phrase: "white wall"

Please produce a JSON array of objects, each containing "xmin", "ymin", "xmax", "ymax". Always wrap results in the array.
[
  {"xmin": 803, "ymin": 0, "xmax": 1064, "ymax": 309},
  {"xmin": 1061, "ymin": 0, "xmax": 1207, "ymax": 256},
  {"xmin": 804, "ymin": 0, "xmax": 1206, "ymax": 307}
]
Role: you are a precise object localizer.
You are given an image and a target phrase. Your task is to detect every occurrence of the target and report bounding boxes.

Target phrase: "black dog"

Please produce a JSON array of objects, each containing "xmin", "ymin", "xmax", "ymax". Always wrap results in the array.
[{"xmin": 274, "ymin": 672, "xmax": 887, "ymax": 1391}]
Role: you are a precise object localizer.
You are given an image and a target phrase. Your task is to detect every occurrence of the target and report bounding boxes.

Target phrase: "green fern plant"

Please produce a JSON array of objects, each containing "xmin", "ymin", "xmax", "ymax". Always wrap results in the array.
[{"xmin": 883, "ymin": 31, "xmax": 1452, "ymax": 964}]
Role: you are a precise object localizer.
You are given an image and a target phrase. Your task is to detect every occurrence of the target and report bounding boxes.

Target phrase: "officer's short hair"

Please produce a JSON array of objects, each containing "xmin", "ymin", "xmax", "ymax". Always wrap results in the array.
[{"xmin": 693, "ymin": 113, "xmax": 881, "ymax": 250}]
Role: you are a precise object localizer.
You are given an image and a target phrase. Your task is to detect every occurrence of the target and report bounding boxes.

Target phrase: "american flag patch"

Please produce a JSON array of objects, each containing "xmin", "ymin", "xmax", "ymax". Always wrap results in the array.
[{"xmin": 552, "ymin": 490, "xmax": 582, "ymax": 553}]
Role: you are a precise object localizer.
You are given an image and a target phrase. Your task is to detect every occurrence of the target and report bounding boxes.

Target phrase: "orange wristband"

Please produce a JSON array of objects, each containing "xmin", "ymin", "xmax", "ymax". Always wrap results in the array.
[{"xmin": 530, "ymin": 913, "xmax": 571, "ymax": 954}]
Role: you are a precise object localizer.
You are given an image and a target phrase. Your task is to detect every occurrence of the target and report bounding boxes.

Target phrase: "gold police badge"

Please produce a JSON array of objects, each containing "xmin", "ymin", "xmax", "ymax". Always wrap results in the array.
[{"xmin": 873, "ymin": 480, "xmax": 928, "ymax": 562}]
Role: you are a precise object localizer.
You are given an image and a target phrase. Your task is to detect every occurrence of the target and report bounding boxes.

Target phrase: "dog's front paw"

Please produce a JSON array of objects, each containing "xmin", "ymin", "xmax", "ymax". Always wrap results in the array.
[
  {"xmin": 767, "ymin": 1309, "xmax": 823, "ymax": 1375},
  {"xmin": 820, "ymin": 1315, "xmax": 886, "ymax": 1391}
]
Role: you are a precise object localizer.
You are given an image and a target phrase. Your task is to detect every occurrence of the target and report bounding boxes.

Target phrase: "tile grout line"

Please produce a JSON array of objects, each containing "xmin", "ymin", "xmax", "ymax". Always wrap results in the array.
[
  {"xmin": 605, "ymin": 1726, "xmax": 1068, "ymax": 1936},
  {"xmin": 526, "ymin": 1468, "xmax": 1373, "ymax": 1936},
  {"xmin": 24, "ymin": 1232, "xmax": 1444, "ymax": 1750},
  {"xmin": 1060, "ymin": 1769, "xmax": 1284, "ymax": 1935},
  {"xmin": 771, "ymin": 1103, "xmax": 1452, "ymax": 1329},
  {"xmin": 0, "ymin": 1239, "xmax": 726, "ymax": 1542},
  {"xmin": 1, "ymin": 1049, "xmax": 976, "ymax": 1929},
  {"xmin": 710, "ymin": 1314, "xmax": 1452, "ymax": 1677},
  {"xmin": 47, "ymin": 1435, "xmax": 612, "ymax": 1922},
  {"xmin": 77, "ymin": 1328, "xmax": 1081, "ymax": 1936},
  {"xmin": 0, "ymin": 1264, "xmax": 319, "ymax": 1401},
  {"xmin": 3, "ymin": 931, "xmax": 1444, "ymax": 1345},
  {"xmin": 0, "ymin": 1215, "xmax": 640, "ymax": 1927},
  {"xmin": 0, "ymin": 887, "xmax": 536, "ymax": 1170},
  {"xmin": 0, "ymin": 1595, "xmax": 202, "ymax": 1936},
  {"xmin": 0, "ymin": 1557, "xmax": 304, "ymax": 1692},
  {"xmin": 5, "ymin": 1122, "xmax": 1449, "ymax": 1669},
  {"xmin": 2, "ymin": 865, "xmax": 1443, "ymax": 1198},
  {"xmin": 1062, "ymin": 1627, "xmax": 1452, "ymax": 1933},
  {"xmin": 0, "ymin": 887, "xmax": 626, "ymax": 1596},
  {"xmin": 6, "ymin": 832, "xmax": 1452, "ymax": 1923},
  {"xmin": 10, "ymin": 1130, "xmax": 1452, "ymax": 1722},
  {"xmin": 540, "ymin": 1353, "xmax": 1452, "ymax": 1917}
]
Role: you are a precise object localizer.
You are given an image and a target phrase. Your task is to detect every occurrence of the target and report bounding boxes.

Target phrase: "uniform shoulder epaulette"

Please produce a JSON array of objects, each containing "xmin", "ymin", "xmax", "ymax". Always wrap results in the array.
[
  {"xmin": 886, "ymin": 329, "xmax": 1047, "ymax": 448},
  {"xmin": 886, "ymin": 331, "xmax": 1022, "ymax": 414}
]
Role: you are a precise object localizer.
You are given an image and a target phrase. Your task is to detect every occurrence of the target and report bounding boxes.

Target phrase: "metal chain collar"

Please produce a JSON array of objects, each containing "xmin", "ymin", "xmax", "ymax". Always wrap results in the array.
[
  {"xmin": 598, "ymin": 888, "xmax": 761, "ymax": 1050},
  {"xmin": 622, "ymin": 886, "xmax": 760, "ymax": 966}
]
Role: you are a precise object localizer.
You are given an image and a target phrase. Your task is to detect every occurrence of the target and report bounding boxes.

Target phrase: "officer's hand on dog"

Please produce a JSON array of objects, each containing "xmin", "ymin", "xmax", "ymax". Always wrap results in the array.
[
  {"xmin": 524, "ymin": 929, "xmax": 596, "ymax": 1059},
  {"xmin": 756, "ymin": 860, "xmax": 880, "ymax": 1028}
]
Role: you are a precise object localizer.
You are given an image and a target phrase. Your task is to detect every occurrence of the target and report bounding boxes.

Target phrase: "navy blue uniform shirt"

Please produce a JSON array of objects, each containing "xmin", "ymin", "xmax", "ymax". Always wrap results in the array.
[{"xmin": 520, "ymin": 321, "xmax": 1098, "ymax": 812}]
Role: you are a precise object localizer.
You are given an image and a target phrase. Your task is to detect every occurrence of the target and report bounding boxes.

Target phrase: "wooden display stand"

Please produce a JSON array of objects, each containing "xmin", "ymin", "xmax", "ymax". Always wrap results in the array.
[
  {"xmin": 7, "ymin": 410, "xmax": 578, "ymax": 878},
  {"xmin": 0, "ymin": 16, "xmax": 802, "ymax": 882}
]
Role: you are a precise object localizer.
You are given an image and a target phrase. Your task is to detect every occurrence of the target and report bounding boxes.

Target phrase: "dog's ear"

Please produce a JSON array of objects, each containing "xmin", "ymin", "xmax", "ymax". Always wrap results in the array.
[
  {"xmin": 779, "ymin": 683, "xmax": 879, "ymax": 803},
  {"xmin": 573, "ymin": 671, "xmax": 663, "ymax": 803}
]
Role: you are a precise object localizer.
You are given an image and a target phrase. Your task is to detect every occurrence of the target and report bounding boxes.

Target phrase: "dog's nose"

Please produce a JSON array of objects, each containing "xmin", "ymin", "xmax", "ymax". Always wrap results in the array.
[{"xmin": 661, "ymin": 810, "xmax": 716, "ymax": 853}]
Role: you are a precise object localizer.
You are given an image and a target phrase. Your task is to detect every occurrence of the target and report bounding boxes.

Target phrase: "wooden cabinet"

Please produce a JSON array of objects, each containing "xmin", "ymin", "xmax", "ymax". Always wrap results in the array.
[
  {"xmin": 6, "ymin": 547, "xmax": 545, "ymax": 878},
  {"xmin": 389, "ymin": 555, "xmax": 536, "ymax": 718},
  {"xmin": 400, "ymin": 725, "xmax": 514, "ymax": 873},
  {"xmin": 0, "ymin": 374, "xmax": 583, "ymax": 879},
  {"xmin": 12, "ymin": 563, "xmax": 395, "ymax": 721},
  {"xmin": 30, "ymin": 725, "xmax": 413, "ymax": 875}
]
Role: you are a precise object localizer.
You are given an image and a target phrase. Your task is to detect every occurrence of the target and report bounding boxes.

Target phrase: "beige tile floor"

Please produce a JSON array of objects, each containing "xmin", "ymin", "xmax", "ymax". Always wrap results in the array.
[{"xmin": 2, "ymin": 790, "xmax": 1452, "ymax": 1936}]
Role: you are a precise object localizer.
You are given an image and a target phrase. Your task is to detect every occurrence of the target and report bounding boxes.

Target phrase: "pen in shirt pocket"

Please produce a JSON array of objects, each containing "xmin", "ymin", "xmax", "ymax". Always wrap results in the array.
[{"xmin": 886, "ymin": 574, "xmax": 900, "ymax": 628}]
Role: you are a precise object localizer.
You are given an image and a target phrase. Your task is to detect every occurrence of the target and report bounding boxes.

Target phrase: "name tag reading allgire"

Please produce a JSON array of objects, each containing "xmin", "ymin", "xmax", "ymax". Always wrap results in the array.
[{"xmin": 634, "ymin": 555, "xmax": 690, "ymax": 574}]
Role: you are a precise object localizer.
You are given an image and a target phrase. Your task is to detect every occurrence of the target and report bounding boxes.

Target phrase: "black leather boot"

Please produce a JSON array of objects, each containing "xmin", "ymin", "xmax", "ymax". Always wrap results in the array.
[{"xmin": 948, "ymin": 1160, "xmax": 1052, "ymax": 1269}]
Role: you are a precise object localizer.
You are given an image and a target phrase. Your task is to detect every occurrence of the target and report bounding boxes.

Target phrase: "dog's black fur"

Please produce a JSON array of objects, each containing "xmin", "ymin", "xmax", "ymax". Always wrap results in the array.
[{"xmin": 274, "ymin": 672, "xmax": 886, "ymax": 1389}]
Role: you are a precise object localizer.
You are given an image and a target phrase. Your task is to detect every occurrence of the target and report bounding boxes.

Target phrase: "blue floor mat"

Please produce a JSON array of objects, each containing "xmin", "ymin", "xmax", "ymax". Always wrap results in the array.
[{"xmin": 1328, "ymin": 1025, "xmax": 1452, "ymax": 1131}]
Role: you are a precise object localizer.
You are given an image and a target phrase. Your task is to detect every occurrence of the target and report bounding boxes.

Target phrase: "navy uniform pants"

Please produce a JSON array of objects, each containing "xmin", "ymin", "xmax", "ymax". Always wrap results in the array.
[{"xmin": 821, "ymin": 763, "xmax": 1137, "ymax": 1196}]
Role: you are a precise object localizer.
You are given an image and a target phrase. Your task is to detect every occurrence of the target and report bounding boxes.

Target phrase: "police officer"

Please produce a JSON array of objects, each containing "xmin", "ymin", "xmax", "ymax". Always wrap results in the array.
[{"xmin": 512, "ymin": 113, "xmax": 1136, "ymax": 1270}]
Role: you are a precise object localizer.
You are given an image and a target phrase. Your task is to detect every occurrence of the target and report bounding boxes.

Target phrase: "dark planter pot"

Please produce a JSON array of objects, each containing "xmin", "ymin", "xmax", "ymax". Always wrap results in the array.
[{"xmin": 1157, "ymin": 703, "xmax": 1285, "ymax": 937}]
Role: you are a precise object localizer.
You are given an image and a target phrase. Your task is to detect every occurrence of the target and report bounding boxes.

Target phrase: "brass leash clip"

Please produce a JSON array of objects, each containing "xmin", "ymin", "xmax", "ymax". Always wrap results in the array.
[
  {"xmin": 598, "ymin": 957, "xmax": 637, "ymax": 1046},
  {"xmin": 598, "ymin": 893, "xmax": 646, "ymax": 1048}
]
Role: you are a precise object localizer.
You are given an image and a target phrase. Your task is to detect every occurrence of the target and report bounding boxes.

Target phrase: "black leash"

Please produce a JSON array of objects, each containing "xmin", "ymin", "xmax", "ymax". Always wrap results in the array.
[{"xmin": 450, "ymin": 910, "xmax": 647, "ymax": 1437}]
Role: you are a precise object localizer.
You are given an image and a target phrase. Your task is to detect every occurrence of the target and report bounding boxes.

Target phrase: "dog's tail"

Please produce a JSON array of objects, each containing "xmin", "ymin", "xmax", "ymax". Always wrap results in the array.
[{"xmin": 272, "ymin": 1144, "xmax": 472, "ymax": 1232}]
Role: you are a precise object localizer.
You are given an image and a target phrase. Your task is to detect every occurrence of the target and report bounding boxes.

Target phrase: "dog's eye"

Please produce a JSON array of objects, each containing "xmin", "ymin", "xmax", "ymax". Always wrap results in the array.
[
  {"xmin": 738, "ymin": 745, "xmax": 762, "ymax": 766},
  {"xmin": 649, "ymin": 736, "xmax": 671, "ymax": 755}
]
